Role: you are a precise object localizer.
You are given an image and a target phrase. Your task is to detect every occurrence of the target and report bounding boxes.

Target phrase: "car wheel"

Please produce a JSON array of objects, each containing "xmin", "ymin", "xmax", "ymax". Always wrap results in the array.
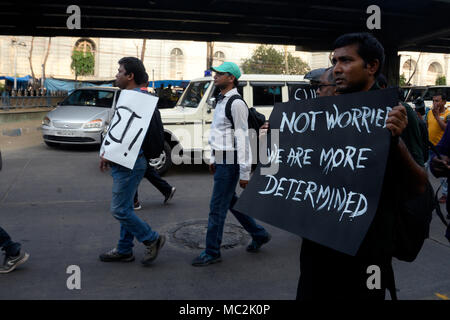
[
  {"xmin": 44, "ymin": 141, "xmax": 59, "ymax": 148},
  {"xmin": 149, "ymin": 141, "xmax": 172, "ymax": 176}
]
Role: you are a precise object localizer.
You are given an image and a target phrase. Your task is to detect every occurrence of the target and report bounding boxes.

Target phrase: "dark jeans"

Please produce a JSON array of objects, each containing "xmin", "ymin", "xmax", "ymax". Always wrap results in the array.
[
  {"xmin": 297, "ymin": 239, "xmax": 389, "ymax": 300},
  {"xmin": 0, "ymin": 226, "xmax": 21, "ymax": 257},
  {"xmin": 110, "ymin": 156, "xmax": 158, "ymax": 254},
  {"xmin": 205, "ymin": 159, "xmax": 268, "ymax": 258},
  {"xmin": 134, "ymin": 165, "xmax": 172, "ymax": 203}
]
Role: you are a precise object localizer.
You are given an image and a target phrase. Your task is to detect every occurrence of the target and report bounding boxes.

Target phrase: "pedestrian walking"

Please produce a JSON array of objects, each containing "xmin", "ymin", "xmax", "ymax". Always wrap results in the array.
[
  {"xmin": 99, "ymin": 57, "xmax": 165, "ymax": 265},
  {"xmin": 192, "ymin": 62, "xmax": 271, "ymax": 266}
]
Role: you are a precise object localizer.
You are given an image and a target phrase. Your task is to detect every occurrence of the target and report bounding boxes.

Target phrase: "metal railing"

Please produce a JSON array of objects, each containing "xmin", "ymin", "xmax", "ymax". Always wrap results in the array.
[{"xmin": 0, "ymin": 91, "xmax": 68, "ymax": 110}]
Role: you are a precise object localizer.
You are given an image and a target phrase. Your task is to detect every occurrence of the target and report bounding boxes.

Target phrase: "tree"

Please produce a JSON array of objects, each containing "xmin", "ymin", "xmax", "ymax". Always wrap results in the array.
[
  {"xmin": 28, "ymin": 37, "xmax": 37, "ymax": 89},
  {"xmin": 399, "ymin": 74, "xmax": 407, "ymax": 86},
  {"xmin": 241, "ymin": 45, "xmax": 310, "ymax": 75},
  {"xmin": 436, "ymin": 75, "xmax": 446, "ymax": 85},
  {"xmin": 42, "ymin": 37, "xmax": 52, "ymax": 88},
  {"xmin": 141, "ymin": 39, "xmax": 147, "ymax": 63},
  {"xmin": 71, "ymin": 50, "xmax": 95, "ymax": 81}
]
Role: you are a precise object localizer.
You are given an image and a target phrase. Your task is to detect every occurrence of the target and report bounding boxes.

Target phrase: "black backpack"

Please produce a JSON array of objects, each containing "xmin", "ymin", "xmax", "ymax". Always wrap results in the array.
[
  {"xmin": 393, "ymin": 176, "xmax": 449, "ymax": 262},
  {"xmin": 224, "ymin": 95, "xmax": 266, "ymax": 167}
]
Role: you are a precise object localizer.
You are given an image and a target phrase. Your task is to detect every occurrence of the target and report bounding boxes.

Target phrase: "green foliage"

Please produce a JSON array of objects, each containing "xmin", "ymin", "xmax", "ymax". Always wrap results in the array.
[
  {"xmin": 71, "ymin": 50, "xmax": 95, "ymax": 79},
  {"xmin": 436, "ymin": 75, "xmax": 446, "ymax": 85},
  {"xmin": 241, "ymin": 45, "xmax": 310, "ymax": 75},
  {"xmin": 399, "ymin": 74, "xmax": 407, "ymax": 86},
  {"xmin": 0, "ymin": 82, "xmax": 4, "ymax": 92}
]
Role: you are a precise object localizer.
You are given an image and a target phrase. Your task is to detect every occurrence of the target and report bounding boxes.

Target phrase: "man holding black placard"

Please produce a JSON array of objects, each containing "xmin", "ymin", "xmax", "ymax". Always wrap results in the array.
[{"xmin": 297, "ymin": 33, "xmax": 427, "ymax": 300}]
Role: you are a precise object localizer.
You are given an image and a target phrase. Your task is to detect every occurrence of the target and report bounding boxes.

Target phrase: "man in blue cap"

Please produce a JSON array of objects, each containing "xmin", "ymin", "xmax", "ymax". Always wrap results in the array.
[{"xmin": 192, "ymin": 62, "xmax": 271, "ymax": 266}]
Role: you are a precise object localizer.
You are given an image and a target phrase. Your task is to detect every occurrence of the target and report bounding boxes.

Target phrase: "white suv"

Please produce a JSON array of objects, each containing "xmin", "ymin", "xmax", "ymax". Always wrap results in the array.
[{"xmin": 157, "ymin": 74, "xmax": 311, "ymax": 175}]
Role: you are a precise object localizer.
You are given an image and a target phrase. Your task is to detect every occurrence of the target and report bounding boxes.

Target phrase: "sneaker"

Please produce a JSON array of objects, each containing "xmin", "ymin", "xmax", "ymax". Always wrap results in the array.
[
  {"xmin": 164, "ymin": 187, "xmax": 176, "ymax": 205},
  {"xmin": 0, "ymin": 252, "xmax": 29, "ymax": 274},
  {"xmin": 142, "ymin": 235, "xmax": 166, "ymax": 265},
  {"xmin": 134, "ymin": 201, "xmax": 142, "ymax": 210},
  {"xmin": 192, "ymin": 252, "xmax": 222, "ymax": 267},
  {"xmin": 99, "ymin": 248, "xmax": 135, "ymax": 262},
  {"xmin": 439, "ymin": 195, "xmax": 447, "ymax": 203},
  {"xmin": 246, "ymin": 233, "xmax": 272, "ymax": 252}
]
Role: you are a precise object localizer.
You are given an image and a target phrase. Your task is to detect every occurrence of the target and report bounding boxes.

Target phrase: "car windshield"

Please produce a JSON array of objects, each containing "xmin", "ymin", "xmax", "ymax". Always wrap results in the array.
[
  {"xmin": 61, "ymin": 89, "xmax": 115, "ymax": 108},
  {"xmin": 176, "ymin": 81, "xmax": 210, "ymax": 108}
]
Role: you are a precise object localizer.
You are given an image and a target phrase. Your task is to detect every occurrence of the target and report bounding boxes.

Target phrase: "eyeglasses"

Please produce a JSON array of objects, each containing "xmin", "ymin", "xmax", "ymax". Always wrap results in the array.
[{"xmin": 318, "ymin": 83, "xmax": 337, "ymax": 89}]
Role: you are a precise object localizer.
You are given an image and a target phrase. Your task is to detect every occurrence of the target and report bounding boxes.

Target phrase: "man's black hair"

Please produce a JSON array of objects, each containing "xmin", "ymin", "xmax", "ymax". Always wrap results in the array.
[
  {"xmin": 118, "ymin": 57, "xmax": 148, "ymax": 85},
  {"xmin": 434, "ymin": 91, "xmax": 447, "ymax": 101},
  {"xmin": 333, "ymin": 32, "xmax": 385, "ymax": 77}
]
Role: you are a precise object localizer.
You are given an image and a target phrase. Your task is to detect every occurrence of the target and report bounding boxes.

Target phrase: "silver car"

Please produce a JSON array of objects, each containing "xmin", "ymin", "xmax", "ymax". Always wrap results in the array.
[{"xmin": 42, "ymin": 87, "xmax": 120, "ymax": 146}]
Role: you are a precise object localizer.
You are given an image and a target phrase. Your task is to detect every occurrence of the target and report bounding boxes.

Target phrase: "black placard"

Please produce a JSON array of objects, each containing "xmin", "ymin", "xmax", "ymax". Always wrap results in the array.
[{"xmin": 234, "ymin": 88, "xmax": 398, "ymax": 256}]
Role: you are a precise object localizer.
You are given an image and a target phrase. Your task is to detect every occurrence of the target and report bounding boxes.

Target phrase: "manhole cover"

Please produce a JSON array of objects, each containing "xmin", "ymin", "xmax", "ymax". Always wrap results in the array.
[{"xmin": 167, "ymin": 220, "xmax": 251, "ymax": 250}]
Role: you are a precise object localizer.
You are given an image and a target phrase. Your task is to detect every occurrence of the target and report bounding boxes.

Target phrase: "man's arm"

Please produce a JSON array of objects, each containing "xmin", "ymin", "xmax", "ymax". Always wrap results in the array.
[
  {"xmin": 386, "ymin": 105, "xmax": 427, "ymax": 194},
  {"xmin": 231, "ymin": 99, "xmax": 252, "ymax": 188},
  {"xmin": 432, "ymin": 107, "xmax": 447, "ymax": 131}
]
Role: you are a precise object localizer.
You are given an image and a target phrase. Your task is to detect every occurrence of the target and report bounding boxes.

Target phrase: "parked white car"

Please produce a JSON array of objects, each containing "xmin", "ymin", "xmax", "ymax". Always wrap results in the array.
[{"xmin": 158, "ymin": 74, "xmax": 311, "ymax": 174}]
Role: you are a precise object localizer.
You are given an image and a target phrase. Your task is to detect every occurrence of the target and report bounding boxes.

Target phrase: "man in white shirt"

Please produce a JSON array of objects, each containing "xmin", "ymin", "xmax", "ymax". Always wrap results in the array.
[{"xmin": 192, "ymin": 62, "xmax": 271, "ymax": 266}]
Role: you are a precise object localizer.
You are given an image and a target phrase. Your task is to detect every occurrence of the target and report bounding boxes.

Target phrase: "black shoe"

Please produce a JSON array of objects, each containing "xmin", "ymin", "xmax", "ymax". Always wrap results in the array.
[
  {"xmin": 164, "ymin": 187, "xmax": 176, "ymax": 205},
  {"xmin": 0, "ymin": 252, "xmax": 29, "ymax": 274},
  {"xmin": 99, "ymin": 248, "xmax": 135, "ymax": 262},
  {"xmin": 192, "ymin": 252, "xmax": 222, "ymax": 267},
  {"xmin": 246, "ymin": 233, "xmax": 272, "ymax": 252},
  {"xmin": 142, "ymin": 235, "xmax": 166, "ymax": 265}
]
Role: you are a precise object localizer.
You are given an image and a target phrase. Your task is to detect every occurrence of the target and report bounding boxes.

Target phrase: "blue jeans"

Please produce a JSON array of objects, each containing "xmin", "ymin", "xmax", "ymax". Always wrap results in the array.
[
  {"xmin": 110, "ymin": 155, "xmax": 158, "ymax": 254},
  {"xmin": 0, "ymin": 226, "xmax": 21, "ymax": 257},
  {"xmin": 205, "ymin": 159, "xmax": 268, "ymax": 257}
]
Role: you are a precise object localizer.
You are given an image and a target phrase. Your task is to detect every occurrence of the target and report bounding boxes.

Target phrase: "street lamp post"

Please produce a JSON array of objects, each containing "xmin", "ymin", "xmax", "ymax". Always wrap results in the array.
[{"xmin": 11, "ymin": 39, "xmax": 27, "ymax": 91}]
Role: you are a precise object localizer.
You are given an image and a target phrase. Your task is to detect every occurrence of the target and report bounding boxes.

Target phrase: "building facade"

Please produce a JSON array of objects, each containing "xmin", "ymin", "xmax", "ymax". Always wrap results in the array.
[{"xmin": 0, "ymin": 35, "xmax": 448, "ymax": 86}]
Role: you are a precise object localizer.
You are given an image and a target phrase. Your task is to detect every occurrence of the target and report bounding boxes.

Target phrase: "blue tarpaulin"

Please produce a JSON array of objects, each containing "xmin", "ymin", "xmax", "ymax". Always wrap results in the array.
[
  {"xmin": 0, "ymin": 75, "xmax": 32, "ymax": 90},
  {"xmin": 151, "ymin": 80, "xmax": 190, "ymax": 88},
  {"xmin": 44, "ymin": 78, "xmax": 113, "ymax": 94},
  {"xmin": 0, "ymin": 75, "xmax": 32, "ymax": 82}
]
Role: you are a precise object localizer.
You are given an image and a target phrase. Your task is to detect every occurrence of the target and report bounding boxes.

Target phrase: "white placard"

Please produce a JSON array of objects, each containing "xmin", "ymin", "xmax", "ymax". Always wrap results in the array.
[{"xmin": 100, "ymin": 90, "xmax": 158, "ymax": 169}]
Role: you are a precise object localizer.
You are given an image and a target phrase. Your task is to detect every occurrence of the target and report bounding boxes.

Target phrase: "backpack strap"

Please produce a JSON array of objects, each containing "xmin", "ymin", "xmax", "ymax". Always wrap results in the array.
[{"xmin": 225, "ymin": 94, "xmax": 246, "ymax": 130}]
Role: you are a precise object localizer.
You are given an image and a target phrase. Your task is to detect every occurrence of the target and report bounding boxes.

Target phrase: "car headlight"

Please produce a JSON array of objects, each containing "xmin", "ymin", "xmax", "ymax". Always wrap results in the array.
[
  {"xmin": 42, "ymin": 116, "xmax": 51, "ymax": 126},
  {"xmin": 83, "ymin": 119, "xmax": 103, "ymax": 129}
]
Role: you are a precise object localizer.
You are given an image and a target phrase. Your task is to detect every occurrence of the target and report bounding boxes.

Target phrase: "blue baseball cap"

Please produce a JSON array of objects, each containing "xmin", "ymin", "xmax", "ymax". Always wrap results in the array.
[{"xmin": 211, "ymin": 62, "xmax": 242, "ymax": 80}]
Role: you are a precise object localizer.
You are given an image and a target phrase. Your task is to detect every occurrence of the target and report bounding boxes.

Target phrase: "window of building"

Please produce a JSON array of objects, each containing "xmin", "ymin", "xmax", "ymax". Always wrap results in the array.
[
  {"xmin": 74, "ymin": 38, "xmax": 96, "ymax": 53},
  {"xmin": 213, "ymin": 51, "xmax": 225, "ymax": 65},
  {"xmin": 426, "ymin": 62, "xmax": 443, "ymax": 85},
  {"xmin": 170, "ymin": 48, "xmax": 184, "ymax": 80}
]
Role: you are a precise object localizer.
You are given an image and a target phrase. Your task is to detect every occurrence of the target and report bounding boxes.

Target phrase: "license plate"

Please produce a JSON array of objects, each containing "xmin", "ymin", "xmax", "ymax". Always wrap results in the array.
[{"xmin": 56, "ymin": 130, "xmax": 75, "ymax": 136}]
